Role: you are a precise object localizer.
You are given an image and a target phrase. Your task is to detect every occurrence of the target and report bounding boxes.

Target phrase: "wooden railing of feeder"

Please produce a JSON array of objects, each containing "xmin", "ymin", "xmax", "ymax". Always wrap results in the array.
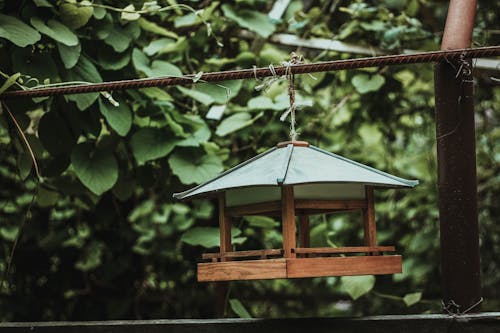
[{"xmin": 198, "ymin": 180, "xmax": 401, "ymax": 282}]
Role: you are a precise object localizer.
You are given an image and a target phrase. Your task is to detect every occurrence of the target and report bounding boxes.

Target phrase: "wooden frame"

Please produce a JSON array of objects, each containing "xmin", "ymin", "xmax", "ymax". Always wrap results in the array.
[
  {"xmin": 218, "ymin": 194, "xmax": 232, "ymax": 261},
  {"xmin": 198, "ymin": 185, "xmax": 400, "ymax": 282},
  {"xmin": 198, "ymin": 256, "xmax": 402, "ymax": 281}
]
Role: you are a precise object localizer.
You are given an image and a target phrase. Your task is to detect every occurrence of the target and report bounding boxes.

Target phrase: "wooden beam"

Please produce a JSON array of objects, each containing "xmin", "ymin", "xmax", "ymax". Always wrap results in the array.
[
  {"xmin": 198, "ymin": 259, "xmax": 287, "ymax": 282},
  {"xmin": 295, "ymin": 199, "xmax": 366, "ymax": 210},
  {"xmin": 287, "ymin": 255, "xmax": 402, "ymax": 278},
  {"xmin": 225, "ymin": 201, "xmax": 281, "ymax": 217},
  {"xmin": 202, "ymin": 249, "xmax": 283, "ymax": 261},
  {"xmin": 298, "ymin": 215, "xmax": 310, "ymax": 250},
  {"xmin": 281, "ymin": 186, "xmax": 296, "ymax": 258},
  {"xmin": 363, "ymin": 186, "xmax": 377, "ymax": 250},
  {"xmin": 292, "ymin": 246, "xmax": 395, "ymax": 255},
  {"xmin": 218, "ymin": 194, "xmax": 232, "ymax": 260},
  {"xmin": 435, "ymin": 0, "xmax": 481, "ymax": 313}
]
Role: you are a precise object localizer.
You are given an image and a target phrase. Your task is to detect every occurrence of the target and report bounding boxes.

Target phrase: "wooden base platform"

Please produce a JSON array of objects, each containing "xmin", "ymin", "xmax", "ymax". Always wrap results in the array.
[{"xmin": 197, "ymin": 255, "xmax": 402, "ymax": 282}]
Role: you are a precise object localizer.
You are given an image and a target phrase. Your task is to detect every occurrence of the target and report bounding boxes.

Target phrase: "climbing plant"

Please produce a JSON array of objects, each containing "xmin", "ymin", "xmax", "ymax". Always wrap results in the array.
[{"xmin": 0, "ymin": 0, "xmax": 498, "ymax": 320}]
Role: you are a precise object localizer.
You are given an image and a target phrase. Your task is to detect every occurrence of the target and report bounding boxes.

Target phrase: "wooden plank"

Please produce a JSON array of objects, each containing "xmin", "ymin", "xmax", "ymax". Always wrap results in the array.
[
  {"xmin": 286, "ymin": 255, "xmax": 402, "ymax": 278},
  {"xmin": 281, "ymin": 186, "xmax": 296, "ymax": 258},
  {"xmin": 295, "ymin": 199, "xmax": 367, "ymax": 210},
  {"xmin": 225, "ymin": 201, "xmax": 281, "ymax": 217},
  {"xmin": 198, "ymin": 259, "xmax": 287, "ymax": 282},
  {"xmin": 363, "ymin": 186, "xmax": 377, "ymax": 249},
  {"xmin": 218, "ymin": 194, "xmax": 232, "ymax": 260},
  {"xmin": 3, "ymin": 313, "xmax": 500, "ymax": 333},
  {"xmin": 298, "ymin": 215, "xmax": 310, "ymax": 249},
  {"xmin": 292, "ymin": 246, "xmax": 395, "ymax": 254},
  {"xmin": 202, "ymin": 249, "xmax": 283, "ymax": 260}
]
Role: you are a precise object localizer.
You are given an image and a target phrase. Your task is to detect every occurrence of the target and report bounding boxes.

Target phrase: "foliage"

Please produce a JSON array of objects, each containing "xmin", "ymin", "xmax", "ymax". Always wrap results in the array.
[{"xmin": 0, "ymin": 0, "xmax": 498, "ymax": 321}]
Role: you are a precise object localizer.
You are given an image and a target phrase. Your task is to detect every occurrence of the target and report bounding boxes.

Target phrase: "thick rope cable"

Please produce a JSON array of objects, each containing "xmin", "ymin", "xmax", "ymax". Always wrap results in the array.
[{"xmin": 1, "ymin": 46, "xmax": 499, "ymax": 99}]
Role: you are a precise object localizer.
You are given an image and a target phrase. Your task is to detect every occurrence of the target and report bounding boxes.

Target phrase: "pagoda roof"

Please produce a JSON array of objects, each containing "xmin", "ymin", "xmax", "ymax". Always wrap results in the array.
[{"xmin": 173, "ymin": 142, "xmax": 418, "ymax": 201}]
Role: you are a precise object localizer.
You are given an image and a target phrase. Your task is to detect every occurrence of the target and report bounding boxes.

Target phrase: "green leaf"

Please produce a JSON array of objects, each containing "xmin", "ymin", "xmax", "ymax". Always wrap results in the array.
[
  {"xmin": 121, "ymin": 4, "xmax": 141, "ymax": 21},
  {"xmin": 143, "ymin": 38, "xmax": 174, "ymax": 56},
  {"xmin": 138, "ymin": 18, "xmax": 178, "ymax": 39},
  {"xmin": 33, "ymin": 0, "xmax": 53, "ymax": 7},
  {"xmin": 57, "ymin": 42, "xmax": 81, "ymax": 69},
  {"xmin": 177, "ymin": 124, "xmax": 211, "ymax": 147},
  {"xmin": 75, "ymin": 241, "xmax": 104, "ymax": 271},
  {"xmin": 97, "ymin": 49, "xmax": 130, "ymax": 70},
  {"xmin": 341, "ymin": 275, "xmax": 375, "ymax": 300},
  {"xmin": 30, "ymin": 17, "xmax": 79, "ymax": 46},
  {"xmin": 247, "ymin": 96, "xmax": 283, "ymax": 110},
  {"xmin": 351, "ymin": 74, "xmax": 385, "ymax": 94},
  {"xmin": 177, "ymin": 86, "xmax": 214, "ymax": 106},
  {"xmin": 216, "ymin": 112, "xmax": 262, "ymax": 137},
  {"xmin": 132, "ymin": 48, "xmax": 182, "ymax": 77},
  {"xmin": 0, "ymin": 73, "xmax": 21, "ymax": 95},
  {"xmin": 104, "ymin": 29, "xmax": 132, "ymax": 52},
  {"xmin": 403, "ymin": 292, "xmax": 422, "ymax": 307},
  {"xmin": 60, "ymin": 2, "xmax": 94, "ymax": 29},
  {"xmin": 64, "ymin": 55, "xmax": 102, "ymax": 110},
  {"xmin": 244, "ymin": 216, "xmax": 279, "ymax": 228},
  {"xmin": 0, "ymin": 14, "xmax": 41, "ymax": 47},
  {"xmin": 181, "ymin": 227, "xmax": 244, "ymax": 248},
  {"xmin": 0, "ymin": 225, "xmax": 19, "ymax": 241},
  {"xmin": 130, "ymin": 128, "xmax": 177, "ymax": 165},
  {"xmin": 222, "ymin": 4, "xmax": 275, "ymax": 38},
  {"xmin": 99, "ymin": 99, "xmax": 132, "ymax": 136},
  {"xmin": 169, "ymin": 152, "xmax": 223, "ymax": 185},
  {"xmin": 229, "ymin": 299, "xmax": 252, "ymax": 318},
  {"xmin": 150, "ymin": 60, "xmax": 182, "ymax": 77},
  {"xmin": 71, "ymin": 143, "xmax": 118, "ymax": 195},
  {"xmin": 196, "ymin": 81, "xmax": 242, "ymax": 104},
  {"xmin": 38, "ymin": 111, "xmax": 77, "ymax": 156}
]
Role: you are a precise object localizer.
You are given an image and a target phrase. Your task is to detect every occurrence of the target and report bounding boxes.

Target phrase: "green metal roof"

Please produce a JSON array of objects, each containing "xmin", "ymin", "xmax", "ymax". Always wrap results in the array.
[{"xmin": 173, "ymin": 143, "xmax": 418, "ymax": 201}]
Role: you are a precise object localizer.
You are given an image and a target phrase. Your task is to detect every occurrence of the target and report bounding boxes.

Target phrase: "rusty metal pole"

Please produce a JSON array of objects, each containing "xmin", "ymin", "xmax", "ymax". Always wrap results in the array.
[{"xmin": 434, "ymin": 0, "xmax": 481, "ymax": 313}]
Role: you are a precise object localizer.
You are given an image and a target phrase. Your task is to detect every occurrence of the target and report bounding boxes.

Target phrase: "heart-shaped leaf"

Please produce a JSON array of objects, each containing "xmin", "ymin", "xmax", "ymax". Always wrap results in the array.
[
  {"xmin": 71, "ymin": 143, "xmax": 118, "ymax": 195},
  {"xmin": 168, "ymin": 151, "xmax": 223, "ymax": 185},
  {"xmin": 403, "ymin": 292, "xmax": 422, "ymax": 307},
  {"xmin": 351, "ymin": 74, "xmax": 385, "ymax": 94},
  {"xmin": 60, "ymin": 2, "xmax": 94, "ymax": 29},
  {"xmin": 99, "ymin": 99, "xmax": 132, "ymax": 136},
  {"xmin": 341, "ymin": 275, "xmax": 375, "ymax": 300},
  {"xmin": 130, "ymin": 128, "xmax": 177, "ymax": 164}
]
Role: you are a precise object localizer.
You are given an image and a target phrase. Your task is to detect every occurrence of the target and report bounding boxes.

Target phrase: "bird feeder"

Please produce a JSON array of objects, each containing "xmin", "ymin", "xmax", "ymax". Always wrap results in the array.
[{"xmin": 174, "ymin": 141, "xmax": 418, "ymax": 282}]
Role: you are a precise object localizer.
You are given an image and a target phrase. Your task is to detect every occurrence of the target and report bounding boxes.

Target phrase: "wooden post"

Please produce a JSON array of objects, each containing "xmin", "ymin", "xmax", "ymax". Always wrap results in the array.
[
  {"xmin": 215, "ymin": 193, "xmax": 231, "ymax": 318},
  {"xmin": 218, "ymin": 193, "xmax": 232, "ymax": 259},
  {"xmin": 435, "ymin": 0, "xmax": 481, "ymax": 313},
  {"xmin": 299, "ymin": 215, "xmax": 310, "ymax": 257},
  {"xmin": 281, "ymin": 186, "xmax": 296, "ymax": 258},
  {"xmin": 363, "ymin": 186, "xmax": 377, "ymax": 255}
]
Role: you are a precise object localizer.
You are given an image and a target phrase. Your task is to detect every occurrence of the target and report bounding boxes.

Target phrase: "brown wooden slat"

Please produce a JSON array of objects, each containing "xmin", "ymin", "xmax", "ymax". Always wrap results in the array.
[
  {"xmin": 292, "ymin": 246, "xmax": 395, "ymax": 254},
  {"xmin": 363, "ymin": 186, "xmax": 377, "ymax": 252},
  {"xmin": 282, "ymin": 186, "xmax": 296, "ymax": 258},
  {"xmin": 298, "ymin": 215, "xmax": 310, "ymax": 248},
  {"xmin": 202, "ymin": 249, "xmax": 283, "ymax": 260},
  {"xmin": 198, "ymin": 259, "xmax": 287, "ymax": 281},
  {"xmin": 225, "ymin": 201, "xmax": 281, "ymax": 217},
  {"xmin": 218, "ymin": 193, "xmax": 232, "ymax": 261},
  {"xmin": 295, "ymin": 199, "xmax": 367, "ymax": 210},
  {"xmin": 286, "ymin": 255, "xmax": 402, "ymax": 278}
]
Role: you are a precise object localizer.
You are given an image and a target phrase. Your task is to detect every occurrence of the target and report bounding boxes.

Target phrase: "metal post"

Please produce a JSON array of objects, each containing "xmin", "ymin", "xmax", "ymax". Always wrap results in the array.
[{"xmin": 434, "ymin": 0, "xmax": 481, "ymax": 313}]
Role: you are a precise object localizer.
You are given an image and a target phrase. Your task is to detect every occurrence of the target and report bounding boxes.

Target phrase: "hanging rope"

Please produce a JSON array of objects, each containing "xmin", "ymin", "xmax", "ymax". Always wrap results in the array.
[
  {"xmin": 279, "ymin": 52, "xmax": 302, "ymax": 140},
  {"xmin": 0, "ymin": 46, "xmax": 499, "ymax": 99}
]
